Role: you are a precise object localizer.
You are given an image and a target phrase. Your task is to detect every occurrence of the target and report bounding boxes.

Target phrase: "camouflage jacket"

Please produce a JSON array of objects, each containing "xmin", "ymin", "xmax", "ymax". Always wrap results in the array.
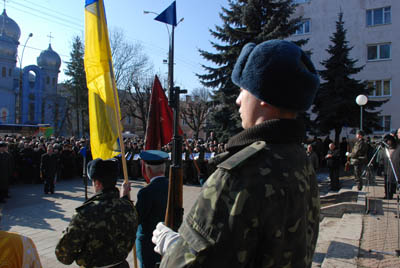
[
  {"xmin": 161, "ymin": 119, "xmax": 320, "ymax": 268},
  {"xmin": 349, "ymin": 139, "xmax": 368, "ymax": 165},
  {"xmin": 55, "ymin": 187, "xmax": 138, "ymax": 268}
]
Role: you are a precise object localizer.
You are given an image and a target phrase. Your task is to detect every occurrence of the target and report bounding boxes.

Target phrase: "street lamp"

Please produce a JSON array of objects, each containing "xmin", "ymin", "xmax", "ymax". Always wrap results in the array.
[
  {"xmin": 356, "ymin": 94, "xmax": 368, "ymax": 131},
  {"xmin": 16, "ymin": 32, "xmax": 33, "ymax": 123}
]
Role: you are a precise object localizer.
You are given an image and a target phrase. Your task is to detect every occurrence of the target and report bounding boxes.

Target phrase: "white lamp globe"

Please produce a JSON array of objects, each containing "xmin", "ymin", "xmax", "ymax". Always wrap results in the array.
[{"xmin": 356, "ymin": 94, "xmax": 368, "ymax": 106}]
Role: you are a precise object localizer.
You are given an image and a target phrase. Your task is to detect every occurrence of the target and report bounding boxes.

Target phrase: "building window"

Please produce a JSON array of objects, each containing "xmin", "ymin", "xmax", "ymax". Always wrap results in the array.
[
  {"xmin": 293, "ymin": 0, "xmax": 310, "ymax": 3},
  {"xmin": 368, "ymin": 80, "xmax": 391, "ymax": 97},
  {"xmin": 29, "ymin": 103, "xmax": 35, "ymax": 122},
  {"xmin": 46, "ymin": 76, "xmax": 50, "ymax": 84},
  {"xmin": 1, "ymin": 67, "xmax": 6, "ymax": 77},
  {"xmin": 367, "ymin": 43, "xmax": 391, "ymax": 60},
  {"xmin": 41, "ymin": 101, "xmax": 46, "ymax": 124},
  {"xmin": 8, "ymin": 68, "xmax": 11, "ymax": 77},
  {"xmin": 52, "ymin": 77, "xmax": 56, "ymax": 86},
  {"xmin": 366, "ymin": 7, "xmax": 391, "ymax": 26},
  {"xmin": 375, "ymin": 115, "xmax": 391, "ymax": 132},
  {"xmin": 295, "ymin": 19, "xmax": 310, "ymax": 35}
]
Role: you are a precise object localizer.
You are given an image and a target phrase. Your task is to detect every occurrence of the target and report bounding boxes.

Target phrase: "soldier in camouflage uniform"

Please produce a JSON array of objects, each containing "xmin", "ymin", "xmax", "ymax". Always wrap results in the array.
[
  {"xmin": 55, "ymin": 158, "xmax": 138, "ymax": 268},
  {"xmin": 347, "ymin": 130, "xmax": 369, "ymax": 190},
  {"xmin": 152, "ymin": 40, "xmax": 321, "ymax": 267}
]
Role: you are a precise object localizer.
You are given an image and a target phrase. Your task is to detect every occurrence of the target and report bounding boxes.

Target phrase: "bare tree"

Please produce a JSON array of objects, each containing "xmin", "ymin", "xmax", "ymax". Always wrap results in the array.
[
  {"xmin": 119, "ymin": 76, "xmax": 153, "ymax": 134},
  {"xmin": 181, "ymin": 88, "xmax": 211, "ymax": 139},
  {"xmin": 108, "ymin": 27, "xmax": 158, "ymax": 133},
  {"xmin": 110, "ymin": 28, "xmax": 152, "ymax": 90}
]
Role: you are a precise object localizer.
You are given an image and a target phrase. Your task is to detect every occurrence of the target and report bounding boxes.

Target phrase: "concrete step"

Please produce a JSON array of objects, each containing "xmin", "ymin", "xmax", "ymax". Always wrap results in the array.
[
  {"xmin": 321, "ymin": 213, "xmax": 362, "ymax": 268},
  {"xmin": 312, "ymin": 217, "xmax": 342, "ymax": 268}
]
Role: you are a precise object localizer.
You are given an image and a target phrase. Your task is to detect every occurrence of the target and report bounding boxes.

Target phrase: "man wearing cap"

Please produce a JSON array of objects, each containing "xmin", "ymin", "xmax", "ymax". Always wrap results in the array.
[
  {"xmin": 152, "ymin": 40, "xmax": 320, "ymax": 267},
  {"xmin": 136, "ymin": 150, "xmax": 169, "ymax": 268},
  {"xmin": 55, "ymin": 158, "xmax": 138, "ymax": 268},
  {"xmin": 347, "ymin": 130, "xmax": 369, "ymax": 190}
]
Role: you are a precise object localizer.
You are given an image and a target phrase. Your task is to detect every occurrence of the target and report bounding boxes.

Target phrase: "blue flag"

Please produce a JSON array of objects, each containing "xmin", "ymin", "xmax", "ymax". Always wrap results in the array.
[
  {"xmin": 79, "ymin": 147, "xmax": 87, "ymax": 158},
  {"xmin": 155, "ymin": 1, "xmax": 177, "ymax": 26}
]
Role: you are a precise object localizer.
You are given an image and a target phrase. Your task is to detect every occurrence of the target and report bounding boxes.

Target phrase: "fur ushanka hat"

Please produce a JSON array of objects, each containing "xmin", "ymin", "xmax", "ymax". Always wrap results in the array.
[{"xmin": 232, "ymin": 40, "xmax": 320, "ymax": 111}]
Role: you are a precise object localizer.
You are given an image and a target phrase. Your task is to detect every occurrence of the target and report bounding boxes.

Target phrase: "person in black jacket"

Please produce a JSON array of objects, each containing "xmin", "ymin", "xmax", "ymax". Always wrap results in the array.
[
  {"xmin": 136, "ymin": 150, "xmax": 169, "ymax": 268},
  {"xmin": 40, "ymin": 144, "xmax": 59, "ymax": 194},
  {"xmin": 325, "ymin": 143, "xmax": 341, "ymax": 191}
]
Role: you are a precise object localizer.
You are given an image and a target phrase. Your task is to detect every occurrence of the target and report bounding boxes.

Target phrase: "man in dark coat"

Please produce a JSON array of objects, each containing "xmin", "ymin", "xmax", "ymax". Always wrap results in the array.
[
  {"xmin": 55, "ymin": 158, "xmax": 138, "ymax": 268},
  {"xmin": 136, "ymin": 150, "xmax": 169, "ymax": 268},
  {"xmin": 0, "ymin": 142, "xmax": 13, "ymax": 202},
  {"xmin": 152, "ymin": 40, "xmax": 320, "ymax": 268},
  {"xmin": 40, "ymin": 144, "xmax": 59, "ymax": 194},
  {"xmin": 325, "ymin": 143, "xmax": 341, "ymax": 191},
  {"xmin": 384, "ymin": 134, "xmax": 399, "ymax": 199}
]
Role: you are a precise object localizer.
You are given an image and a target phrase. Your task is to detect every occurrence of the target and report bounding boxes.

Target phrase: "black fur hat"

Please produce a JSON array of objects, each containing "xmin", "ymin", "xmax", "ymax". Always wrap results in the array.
[
  {"xmin": 231, "ymin": 40, "xmax": 320, "ymax": 111},
  {"xmin": 87, "ymin": 158, "xmax": 119, "ymax": 187}
]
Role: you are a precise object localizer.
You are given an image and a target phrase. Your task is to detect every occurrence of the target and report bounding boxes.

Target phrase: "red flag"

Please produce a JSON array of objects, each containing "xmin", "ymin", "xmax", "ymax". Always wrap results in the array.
[
  {"xmin": 143, "ymin": 75, "xmax": 182, "ymax": 183},
  {"xmin": 144, "ymin": 75, "xmax": 175, "ymax": 150}
]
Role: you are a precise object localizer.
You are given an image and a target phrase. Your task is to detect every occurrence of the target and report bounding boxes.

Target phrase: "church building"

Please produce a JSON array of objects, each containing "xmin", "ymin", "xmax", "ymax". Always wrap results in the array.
[{"xmin": 0, "ymin": 9, "xmax": 66, "ymax": 132}]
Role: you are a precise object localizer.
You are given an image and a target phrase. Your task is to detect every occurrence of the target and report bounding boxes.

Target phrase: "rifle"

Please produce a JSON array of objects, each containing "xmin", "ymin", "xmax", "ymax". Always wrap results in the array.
[{"xmin": 164, "ymin": 85, "xmax": 187, "ymax": 231}]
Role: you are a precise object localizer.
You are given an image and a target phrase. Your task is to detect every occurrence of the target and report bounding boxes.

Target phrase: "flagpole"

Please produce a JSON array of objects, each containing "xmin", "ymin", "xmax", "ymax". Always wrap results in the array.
[
  {"xmin": 109, "ymin": 61, "xmax": 138, "ymax": 268},
  {"xmin": 108, "ymin": 61, "xmax": 129, "ymax": 185}
]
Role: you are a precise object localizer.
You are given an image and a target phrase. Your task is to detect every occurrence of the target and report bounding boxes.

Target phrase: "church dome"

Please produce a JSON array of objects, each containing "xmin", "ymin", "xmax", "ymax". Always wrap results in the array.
[
  {"xmin": 0, "ymin": 35, "xmax": 17, "ymax": 58},
  {"xmin": 37, "ymin": 44, "xmax": 61, "ymax": 70},
  {"xmin": 0, "ymin": 9, "xmax": 21, "ymax": 42}
]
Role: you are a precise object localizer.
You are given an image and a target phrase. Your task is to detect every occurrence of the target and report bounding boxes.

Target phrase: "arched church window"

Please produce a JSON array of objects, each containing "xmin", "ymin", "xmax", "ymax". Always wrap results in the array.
[
  {"xmin": 41, "ymin": 101, "xmax": 46, "ymax": 124},
  {"xmin": 2, "ymin": 67, "xmax": 6, "ymax": 77},
  {"xmin": 8, "ymin": 68, "xmax": 11, "ymax": 77},
  {"xmin": 54, "ymin": 103, "xmax": 59, "ymax": 123},
  {"xmin": 52, "ymin": 77, "xmax": 56, "ymax": 86},
  {"xmin": 29, "ymin": 103, "xmax": 35, "ymax": 122},
  {"xmin": 46, "ymin": 76, "xmax": 50, "ymax": 84}
]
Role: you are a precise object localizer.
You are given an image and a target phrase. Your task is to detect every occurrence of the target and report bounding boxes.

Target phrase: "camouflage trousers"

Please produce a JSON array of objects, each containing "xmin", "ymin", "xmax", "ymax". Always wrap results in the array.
[{"xmin": 353, "ymin": 164, "xmax": 365, "ymax": 189}]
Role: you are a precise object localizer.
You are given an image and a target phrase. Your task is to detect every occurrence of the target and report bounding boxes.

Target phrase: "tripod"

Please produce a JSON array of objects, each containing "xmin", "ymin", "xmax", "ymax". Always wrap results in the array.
[
  {"xmin": 362, "ymin": 143, "xmax": 383, "ymax": 214},
  {"xmin": 367, "ymin": 142, "xmax": 400, "ymax": 257}
]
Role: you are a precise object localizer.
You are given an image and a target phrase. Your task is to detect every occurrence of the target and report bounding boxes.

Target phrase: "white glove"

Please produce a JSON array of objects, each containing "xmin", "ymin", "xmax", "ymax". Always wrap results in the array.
[
  {"xmin": 152, "ymin": 222, "xmax": 180, "ymax": 256},
  {"xmin": 345, "ymin": 152, "xmax": 350, "ymax": 157}
]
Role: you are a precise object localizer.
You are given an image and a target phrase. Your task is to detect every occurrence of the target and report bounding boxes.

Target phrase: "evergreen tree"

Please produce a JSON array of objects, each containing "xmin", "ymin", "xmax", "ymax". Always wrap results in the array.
[
  {"xmin": 198, "ymin": 0, "xmax": 303, "ymax": 141},
  {"xmin": 313, "ymin": 12, "xmax": 386, "ymax": 145},
  {"xmin": 65, "ymin": 36, "xmax": 88, "ymax": 137}
]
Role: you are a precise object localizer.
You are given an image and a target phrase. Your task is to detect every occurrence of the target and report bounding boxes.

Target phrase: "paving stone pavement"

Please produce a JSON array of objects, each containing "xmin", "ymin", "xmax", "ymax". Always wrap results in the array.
[
  {"xmin": 0, "ymin": 178, "xmax": 202, "ymax": 268},
  {"xmin": 357, "ymin": 176, "xmax": 400, "ymax": 268}
]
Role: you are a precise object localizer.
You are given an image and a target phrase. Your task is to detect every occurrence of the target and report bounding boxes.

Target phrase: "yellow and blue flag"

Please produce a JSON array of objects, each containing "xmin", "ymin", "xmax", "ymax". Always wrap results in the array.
[{"xmin": 84, "ymin": 0, "xmax": 121, "ymax": 159}]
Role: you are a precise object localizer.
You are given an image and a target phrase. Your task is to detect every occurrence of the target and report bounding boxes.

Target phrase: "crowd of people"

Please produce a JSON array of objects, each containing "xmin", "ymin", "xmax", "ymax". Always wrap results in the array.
[
  {"xmin": 1, "ymin": 127, "xmax": 398, "ymax": 201},
  {"xmin": 0, "ymin": 132, "xmax": 229, "ymax": 202},
  {"xmin": 305, "ymin": 128, "xmax": 400, "ymax": 196}
]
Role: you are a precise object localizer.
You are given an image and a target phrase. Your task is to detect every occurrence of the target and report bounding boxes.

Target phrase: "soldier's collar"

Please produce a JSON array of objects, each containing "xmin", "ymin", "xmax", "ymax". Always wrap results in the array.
[{"xmin": 226, "ymin": 119, "xmax": 304, "ymax": 153}]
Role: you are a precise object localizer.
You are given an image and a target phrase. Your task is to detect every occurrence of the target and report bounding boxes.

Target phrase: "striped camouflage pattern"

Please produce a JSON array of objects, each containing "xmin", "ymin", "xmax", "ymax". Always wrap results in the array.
[
  {"xmin": 55, "ymin": 188, "xmax": 138, "ymax": 268},
  {"xmin": 161, "ymin": 141, "xmax": 320, "ymax": 268}
]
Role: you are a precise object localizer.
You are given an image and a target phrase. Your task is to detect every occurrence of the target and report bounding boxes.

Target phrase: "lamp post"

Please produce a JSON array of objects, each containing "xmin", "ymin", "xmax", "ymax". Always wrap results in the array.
[
  {"xmin": 356, "ymin": 94, "xmax": 368, "ymax": 131},
  {"xmin": 16, "ymin": 32, "xmax": 33, "ymax": 123},
  {"xmin": 144, "ymin": 7, "xmax": 186, "ymax": 231}
]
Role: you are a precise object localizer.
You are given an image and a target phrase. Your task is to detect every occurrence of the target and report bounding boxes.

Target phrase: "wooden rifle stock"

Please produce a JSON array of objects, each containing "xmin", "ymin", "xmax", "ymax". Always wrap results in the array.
[{"xmin": 165, "ymin": 165, "xmax": 183, "ymax": 231}]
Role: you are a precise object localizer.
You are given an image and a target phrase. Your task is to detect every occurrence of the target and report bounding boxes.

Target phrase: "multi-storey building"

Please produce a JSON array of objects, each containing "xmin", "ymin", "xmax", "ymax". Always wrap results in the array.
[{"xmin": 288, "ymin": 0, "xmax": 398, "ymax": 134}]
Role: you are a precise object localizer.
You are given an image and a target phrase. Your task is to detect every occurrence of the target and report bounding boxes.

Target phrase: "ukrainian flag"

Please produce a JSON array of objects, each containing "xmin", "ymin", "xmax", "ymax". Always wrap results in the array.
[{"xmin": 85, "ymin": 0, "xmax": 121, "ymax": 159}]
